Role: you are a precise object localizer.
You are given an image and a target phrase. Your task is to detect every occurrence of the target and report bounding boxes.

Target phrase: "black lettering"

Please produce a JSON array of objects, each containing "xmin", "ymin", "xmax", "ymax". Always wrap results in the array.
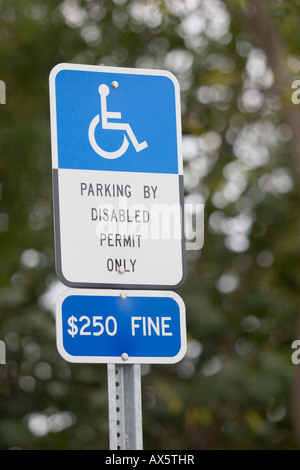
[
  {"xmin": 108, "ymin": 234, "xmax": 114, "ymax": 246},
  {"xmin": 103, "ymin": 208, "xmax": 109, "ymax": 221},
  {"xmin": 80, "ymin": 182, "xmax": 87, "ymax": 195},
  {"xmin": 98, "ymin": 233, "xmax": 142, "ymax": 248},
  {"xmin": 115, "ymin": 259, "xmax": 122, "ymax": 270},
  {"xmin": 87, "ymin": 183, "xmax": 95, "ymax": 196},
  {"xmin": 143, "ymin": 185, "xmax": 158, "ymax": 199},
  {"xmin": 116, "ymin": 185, "xmax": 123, "ymax": 197},
  {"xmin": 107, "ymin": 258, "xmax": 113, "ymax": 271},
  {"xmin": 119, "ymin": 209, "xmax": 125, "ymax": 222},
  {"xmin": 127, "ymin": 210, "xmax": 133, "ymax": 222},
  {"xmin": 135, "ymin": 210, "xmax": 141, "ymax": 222},
  {"xmin": 124, "ymin": 185, "xmax": 131, "ymax": 198},
  {"xmin": 111, "ymin": 209, "xmax": 117, "ymax": 221},
  {"xmin": 100, "ymin": 233, "xmax": 106, "ymax": 245},
  {"xmin": 91, "ymin": 208, "xmax": 98, "ymax": 221},
  {"xmin": 115, "ymin": 234, "xmax": 122, "ymax": 247},
  {"xmin": 151, "ymin": 186, "xmax": 158, "ymax": 198},
  {"xmin": 104, "ymin": 184, "xmax": 111, "ymax": 197},
  {"xmin": 123, "ymin": 235, "xmax": 132, "ymax": 248},
  {"xmin": 80, "ymin": 183, "xmax": 132, "ymax": 198},
  {"xmin": 130, "ymin": 259, "xmax": 136, "ymax": 271},
  {"xmin": 96, "ymin": 183, "xmax": 103, "ymax": 196},
  {"xmin": 144, "ymin": 185, "xmax": 150, "ymax": 198}
]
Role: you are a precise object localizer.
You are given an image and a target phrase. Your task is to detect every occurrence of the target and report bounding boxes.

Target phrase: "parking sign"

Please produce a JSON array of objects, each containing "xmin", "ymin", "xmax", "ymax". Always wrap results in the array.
[{"xmin": 49, "ymin": 63, "xmax": 185, "ymax": 289}]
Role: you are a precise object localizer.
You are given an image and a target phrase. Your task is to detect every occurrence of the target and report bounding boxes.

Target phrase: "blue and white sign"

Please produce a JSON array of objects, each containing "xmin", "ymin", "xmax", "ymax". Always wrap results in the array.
[
  {"xmin": 56, "ymin": 289, "xmax": 186, "ymax": 364},
  {"xmin": 49, "ymin": 63, "xmax": 185, "ymax": 289}
]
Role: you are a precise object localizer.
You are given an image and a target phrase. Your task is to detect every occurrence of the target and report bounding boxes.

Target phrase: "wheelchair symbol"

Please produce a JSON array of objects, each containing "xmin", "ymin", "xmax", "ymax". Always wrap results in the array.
[{"xmin": 88, "ymin": 84, "xmax": 148, "ymax": 159}]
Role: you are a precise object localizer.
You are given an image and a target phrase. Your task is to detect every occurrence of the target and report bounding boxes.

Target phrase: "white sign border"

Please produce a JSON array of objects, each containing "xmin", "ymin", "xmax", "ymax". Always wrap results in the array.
[{"xmin": 56, "ymin": 288, "xmax": 187, "ymax": 364}]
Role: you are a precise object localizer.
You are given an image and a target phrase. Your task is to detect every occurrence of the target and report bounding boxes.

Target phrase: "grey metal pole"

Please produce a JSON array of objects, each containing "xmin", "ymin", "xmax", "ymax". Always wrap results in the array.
[{"xmin": 107, "ymin": 363, "xmax": 143, "ymax": 450}]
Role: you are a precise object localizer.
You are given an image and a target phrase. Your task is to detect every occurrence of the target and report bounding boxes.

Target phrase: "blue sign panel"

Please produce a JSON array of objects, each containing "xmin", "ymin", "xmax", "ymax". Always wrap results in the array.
[
  {"xmin": 50, "ymin": 63, "xmax": 182, "ymax": 175},
  {"xmin": 56, "ymin": 289, "xmax": 186, "ymax": 364}
]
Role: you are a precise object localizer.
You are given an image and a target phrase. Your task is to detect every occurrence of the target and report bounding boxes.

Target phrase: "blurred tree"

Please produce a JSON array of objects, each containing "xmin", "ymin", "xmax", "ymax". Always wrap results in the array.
[{"xmin": 0, "ymin": 0, "xmax": 299, "ymax": 450}]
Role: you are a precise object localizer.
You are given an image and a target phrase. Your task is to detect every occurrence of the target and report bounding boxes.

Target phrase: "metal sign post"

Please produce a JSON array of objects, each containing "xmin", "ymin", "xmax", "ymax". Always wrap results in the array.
[{"xmin": 107, "ymin": 364, "xmax": 143, "ymax": 450}]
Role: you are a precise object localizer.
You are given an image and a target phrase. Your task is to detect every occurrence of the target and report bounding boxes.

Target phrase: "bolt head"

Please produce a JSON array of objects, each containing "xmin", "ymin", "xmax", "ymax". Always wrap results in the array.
[
  {"xmin": 111, "ymin": 81, "xmax": 119, "ymax": 89},
  {"xmin": 121, "ymin": 353, "xmax": 128, "ymax": 361}
]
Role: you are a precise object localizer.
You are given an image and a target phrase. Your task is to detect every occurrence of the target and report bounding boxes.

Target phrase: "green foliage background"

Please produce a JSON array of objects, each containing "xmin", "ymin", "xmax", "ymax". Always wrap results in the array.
[{"xmin": 0, "ymin": 0, "xmax": 300, "ymax": 449}]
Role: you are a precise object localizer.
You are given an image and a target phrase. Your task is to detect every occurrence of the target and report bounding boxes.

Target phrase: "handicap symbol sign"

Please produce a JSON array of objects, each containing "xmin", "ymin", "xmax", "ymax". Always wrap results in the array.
[
  {"xmin": 88, "ymin": 84, "xmax": 148, "ymax": 159},
  {"xmin": 49, "ymin": 63, "xmax": 185, "ymax": 289},
  {"xmin": 50, "ymin": 63, "xmax": 182, "ymax": 175}
]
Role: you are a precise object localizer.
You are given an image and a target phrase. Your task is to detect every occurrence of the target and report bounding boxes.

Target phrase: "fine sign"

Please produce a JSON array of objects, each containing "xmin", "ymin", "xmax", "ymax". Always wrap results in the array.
[
  {"xmin": 49, "ymin": 63, "xmax": 185, "ymax": 289},
  {"xmin": 56, "ymin": 289, "xmax": 186, "ymax": 364}
]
